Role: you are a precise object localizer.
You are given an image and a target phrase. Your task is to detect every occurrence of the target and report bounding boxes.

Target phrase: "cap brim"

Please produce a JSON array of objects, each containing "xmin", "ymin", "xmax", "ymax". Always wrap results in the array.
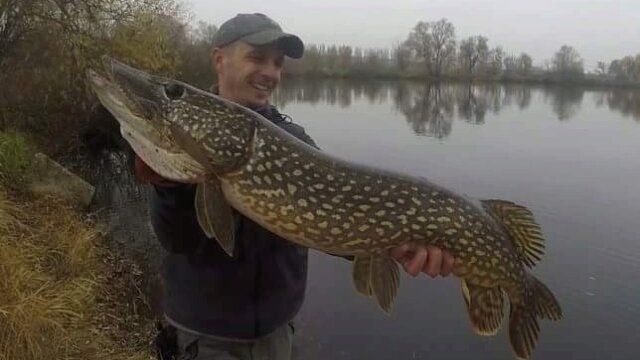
[{"xmin": 242, "ymin": 29, "xmax": 304, "ymax": 59}]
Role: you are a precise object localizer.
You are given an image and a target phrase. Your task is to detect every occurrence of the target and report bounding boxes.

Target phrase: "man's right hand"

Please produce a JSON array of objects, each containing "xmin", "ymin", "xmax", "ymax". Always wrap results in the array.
[{"xmin": 134, "ymin": 155, "xmax": 182, "ymax": 187}]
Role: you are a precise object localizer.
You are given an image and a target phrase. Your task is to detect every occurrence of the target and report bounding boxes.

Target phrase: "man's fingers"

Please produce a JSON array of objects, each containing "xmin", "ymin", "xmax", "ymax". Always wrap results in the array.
[
  {"xmin": 405, "ymin": 246, "xmax": 427, "ymax": 276},
  {"xmin": 389, "ymin": 244, "xmax": 410, "ymax": 260},
  {"xmin": 425, "ymin": 246, "xmax": 443, "ymax": 277},
  {"xmin": 441, "ymin": 251, "xmax": 455, "ymax": 276}
]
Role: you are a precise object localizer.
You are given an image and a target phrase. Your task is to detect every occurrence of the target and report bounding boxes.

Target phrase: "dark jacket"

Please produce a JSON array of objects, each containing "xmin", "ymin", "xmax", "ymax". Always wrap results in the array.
[{"xmin": 150, "ymin": 105, "xmax": 318, "ymax": 340}]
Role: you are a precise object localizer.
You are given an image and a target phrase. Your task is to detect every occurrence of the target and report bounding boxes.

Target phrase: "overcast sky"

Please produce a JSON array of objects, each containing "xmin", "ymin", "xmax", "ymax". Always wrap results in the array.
[{"xmin": 184, "ymin": 0, "xmax": 639, "ymax": 70}]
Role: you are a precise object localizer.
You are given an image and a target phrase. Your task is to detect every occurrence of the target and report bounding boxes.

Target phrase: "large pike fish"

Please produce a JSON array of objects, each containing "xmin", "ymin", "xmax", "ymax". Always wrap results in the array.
[{"xmin": 87, "ymin": 56, "xmax": 562, "ymax": 359}]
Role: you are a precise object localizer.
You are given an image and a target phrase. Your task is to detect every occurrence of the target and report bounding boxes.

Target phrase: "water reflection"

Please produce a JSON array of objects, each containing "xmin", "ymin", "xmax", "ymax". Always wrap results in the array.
[
  {"xmin": 274, "ymin": 79, "xmax": 640, "ymax": 135},
  {"xmin": 544, "ymin": 87, "xmax": 585, "ymax": 121},
  {"xmin": 594, "ymin": 90, "xmax": 640, "ymax": 121},
  {"xmin": 394, "ymin": 83, "xmax": 454, "ymax": 138},
  {"xmin": 456, "ymin": 86, "xmax": 489, "ymax": 124}
]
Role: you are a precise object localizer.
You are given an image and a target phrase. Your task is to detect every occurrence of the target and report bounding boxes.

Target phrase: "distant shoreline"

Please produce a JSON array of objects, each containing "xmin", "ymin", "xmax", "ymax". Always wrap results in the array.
[{"xmin": 284, "ymin": 72, "xmax": 640, "ymax": 90}]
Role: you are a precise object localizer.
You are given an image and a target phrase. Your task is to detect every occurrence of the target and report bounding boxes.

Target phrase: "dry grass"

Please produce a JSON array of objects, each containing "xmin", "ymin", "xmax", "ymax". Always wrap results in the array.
[{"xmin": 0, "ymin": 189, "xmax": 155, "ymax": 360}]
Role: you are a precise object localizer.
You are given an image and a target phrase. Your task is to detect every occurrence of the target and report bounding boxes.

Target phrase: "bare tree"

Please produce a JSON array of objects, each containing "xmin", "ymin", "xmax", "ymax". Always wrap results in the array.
[
  {"xmin": 458, "ymin": 35, "xmax": 488, "ymax": 75},
  {"xmin": 405, "ymin": 18, "xmax": 456, "ymax": 77},
  {"xmin": 608, "ymin": 55, "xmax": 640, "ymax": 81},
  {"xmin": 552, "ymin": 45, "xmax": 584, "ymax": 76},
  {"xmin": 392, "ymin": 42, "xmax": 410, "ymax": 72},
  {"xmin": 595, "ymin": 61, "xmax": 607, "ymax": 76},
  {"xmin": 518, "ymin": 53, "xmax": 533, "ymax": 75},
  {"xmin": 485, "ymin": 46, "xmax": 504, "ymax": 75},
  {"xmin": 503, "ymin": 55, "xmax": 518, "ymax": 74}
]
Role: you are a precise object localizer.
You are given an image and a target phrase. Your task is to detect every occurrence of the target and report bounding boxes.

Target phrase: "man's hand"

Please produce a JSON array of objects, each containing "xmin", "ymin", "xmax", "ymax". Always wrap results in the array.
[{"xmin": 389, "ymin": 244, "xmax": 455, "ymax": 277}]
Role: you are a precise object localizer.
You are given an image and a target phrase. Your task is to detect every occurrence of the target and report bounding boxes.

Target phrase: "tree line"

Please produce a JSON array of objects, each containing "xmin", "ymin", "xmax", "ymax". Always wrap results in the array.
[
  {"xmin": 1, "ymin": 2, "xmax": 639, "ymax": 155},
  {"xmin": 286, "ymin": 18, "xmax": 639, "ymax": 85}
]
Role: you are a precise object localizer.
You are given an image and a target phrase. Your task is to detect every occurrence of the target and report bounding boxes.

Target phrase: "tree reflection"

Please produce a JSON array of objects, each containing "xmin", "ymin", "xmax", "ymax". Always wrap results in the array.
[
  {"xmin": 393, "ymin": 83, "xmax": 454, "ymax": 138},
  {"xmin": 544, "ymin": 86, "xmax": 585, "ymax": 121},
  {"xmin": 594, "ymin": 89, "xmax": 640, "ymax": 121},
  {"xmin": 273, "ymin": 78, "xmax": 390, "ymax": 108},
  {"xmin": 456, "ymin": 85, "xmax": 489, "ymax": 124},
  {"xmin": 272, "ymin": 79, "xmax": 640, "ymax": 135}
]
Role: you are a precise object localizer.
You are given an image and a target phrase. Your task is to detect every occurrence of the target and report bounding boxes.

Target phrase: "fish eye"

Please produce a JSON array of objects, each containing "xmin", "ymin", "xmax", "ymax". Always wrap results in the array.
[{"xmin": 164, "ymin": 83, "xmax": 186, "ymax": 100}]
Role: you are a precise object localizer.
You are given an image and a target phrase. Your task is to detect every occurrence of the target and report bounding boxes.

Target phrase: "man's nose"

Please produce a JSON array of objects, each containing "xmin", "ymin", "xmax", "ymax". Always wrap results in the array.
[{"xmin": 261, "ymin": 62, "xmax": 281, "ymax": 81}]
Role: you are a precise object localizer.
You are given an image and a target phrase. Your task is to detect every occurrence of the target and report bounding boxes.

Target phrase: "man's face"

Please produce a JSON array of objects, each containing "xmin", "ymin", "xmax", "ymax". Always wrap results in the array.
[{"xmin": 213, "ymin": 41, "xmax": 285, "ymax": 108}]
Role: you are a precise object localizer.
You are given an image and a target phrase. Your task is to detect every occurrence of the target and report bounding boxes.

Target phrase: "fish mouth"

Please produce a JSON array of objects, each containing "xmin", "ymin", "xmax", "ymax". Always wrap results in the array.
[
  {"xmin": 101, "ymin": 56, "xmax": 169, "ymax": 114},
  {"xmin": 86, "ymin": 56, "xmax": 174, "ymax": 147}
]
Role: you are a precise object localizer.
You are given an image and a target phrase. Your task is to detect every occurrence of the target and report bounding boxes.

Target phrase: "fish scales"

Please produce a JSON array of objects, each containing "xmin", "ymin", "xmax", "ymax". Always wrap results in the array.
[{"xmin": 88, "ymin": 56, "xmax": 563, "ymax": 360}]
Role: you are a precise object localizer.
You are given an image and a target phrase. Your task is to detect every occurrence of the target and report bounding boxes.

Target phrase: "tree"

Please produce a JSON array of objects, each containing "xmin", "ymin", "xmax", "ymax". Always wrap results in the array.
[
  {"xmin": 503, "ymin": 55, "xmax": 518, "ymax": 74},
  {"xmin": 611, "ymin": 55, "xmax": 640, "ymax": 81},
  {"xmin": 458, "ymin": 35, "xmax": 488, "ymax": 75},
  {"xmin": 192, "ymin": 21, "xmax": 217, "ymax": 45},
  {"xmin": 392, "ymin": 42, "xmax": 410, "ymax": 72},
  {"xmin": 518, "ymin": 53, "xmax": 533, "ymax": 75},
  {"xmin": 486, "ymin": 46, "xmax": 504, "ymax": 76},
  {"xmin": 405, "ymin": 18, "xmax": 456, "ymax": 77},
  {"xmin": 595, "ymin": 61, "xmax": 607, "ymax": 76},
  {"xmin": 552, "ymin": 45, "xmax": 584, "ymax": 76}
]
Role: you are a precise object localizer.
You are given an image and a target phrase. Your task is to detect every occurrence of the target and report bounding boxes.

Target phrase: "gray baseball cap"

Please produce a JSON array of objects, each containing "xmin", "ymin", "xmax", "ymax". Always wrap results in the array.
[{"xmin": 212, "ymin": 13, "xmax": 304, "ymax": 59}]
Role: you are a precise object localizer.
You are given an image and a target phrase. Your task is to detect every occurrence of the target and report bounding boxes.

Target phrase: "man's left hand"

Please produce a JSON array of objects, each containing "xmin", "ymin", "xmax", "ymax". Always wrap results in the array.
[{"xmin": 389, "ymin": 244, "xmax": 455, "ymax": 277}]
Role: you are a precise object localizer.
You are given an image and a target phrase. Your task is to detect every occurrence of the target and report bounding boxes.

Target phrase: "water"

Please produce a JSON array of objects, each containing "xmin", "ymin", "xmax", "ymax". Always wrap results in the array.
[
  {"xmin": 268, "ymin": 79, "xmax": 640, "ymax": 360},
  {"xmin": 85, "ymin": 79, "xmax": 640, "ymax": 359}
]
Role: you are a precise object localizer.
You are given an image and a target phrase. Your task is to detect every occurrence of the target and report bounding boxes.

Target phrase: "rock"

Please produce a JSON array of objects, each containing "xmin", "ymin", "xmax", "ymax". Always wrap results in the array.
[{"xmin": 26, "ymin": 152, "xmax": 95, "ymax": 207}]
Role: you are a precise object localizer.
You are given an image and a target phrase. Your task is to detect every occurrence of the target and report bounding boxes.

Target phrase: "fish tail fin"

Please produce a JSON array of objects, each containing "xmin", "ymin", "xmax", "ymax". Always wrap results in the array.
[
  {"xmin": 508, "ymin": 275, "xmax": 563, "ymax": 359},
  {"xmin": 529, "ymin": 275, "xmax": 563, "ymax": 321}
]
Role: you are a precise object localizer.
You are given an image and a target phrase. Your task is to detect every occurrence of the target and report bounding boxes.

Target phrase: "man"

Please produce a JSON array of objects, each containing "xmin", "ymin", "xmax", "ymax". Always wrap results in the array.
[{"xmin": 135, "ymin": 13, "xmax": 455, "ymax": 360}]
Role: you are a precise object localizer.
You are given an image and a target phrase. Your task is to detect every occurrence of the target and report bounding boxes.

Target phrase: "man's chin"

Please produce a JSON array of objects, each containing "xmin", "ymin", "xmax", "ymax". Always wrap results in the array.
[{"xmin": 244, "ymin": 96, "xmax": 269, "ymax": 109}]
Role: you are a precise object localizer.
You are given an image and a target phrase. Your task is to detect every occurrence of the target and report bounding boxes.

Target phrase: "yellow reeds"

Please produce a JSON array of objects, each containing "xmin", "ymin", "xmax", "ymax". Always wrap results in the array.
[{"xmin": 0, "ymin": 189, "xmax": 153, "ymax": 360}]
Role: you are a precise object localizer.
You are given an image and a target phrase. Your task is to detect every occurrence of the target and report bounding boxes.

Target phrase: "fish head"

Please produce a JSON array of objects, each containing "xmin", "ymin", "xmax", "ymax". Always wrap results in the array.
[{"xmin": 87, "ymin": 56, "xmax": 256, "ymax": 179}]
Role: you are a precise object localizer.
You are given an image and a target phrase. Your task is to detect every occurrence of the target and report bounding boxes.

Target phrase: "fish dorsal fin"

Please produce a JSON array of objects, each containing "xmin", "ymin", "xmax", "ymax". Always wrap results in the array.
[{"xmin": 481, "ymin": 200, "xmax": 545, "ymax": 268}]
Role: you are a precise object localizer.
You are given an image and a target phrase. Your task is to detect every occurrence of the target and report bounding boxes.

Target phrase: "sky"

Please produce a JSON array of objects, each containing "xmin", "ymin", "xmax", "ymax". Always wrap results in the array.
[{"xmin": 183, "ymin": 0, "xmax": 640, "ymax": 71}]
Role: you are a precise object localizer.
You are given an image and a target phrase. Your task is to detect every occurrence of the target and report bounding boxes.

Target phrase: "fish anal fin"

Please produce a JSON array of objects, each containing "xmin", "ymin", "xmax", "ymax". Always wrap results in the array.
[
  {"xmin": 508, "ymin": 274, "xmax": 563, "ymax": 360},
  {"xmin": 195, "ymin": 179, "xmax": 236, "ymax": 256},
  {"xmin": 370, "ymin": 255, "xmax": 400, "ymax": 315},
  {"xmin": 481, "ymin": 199, "xmax": 545, "ymax": 268},
  {"xmin": 461, "ymin": 280, "xmax": 505, "ymax": 336},
  {"xmin": 352, "ymin": 256, "xmax": 373, "ymax": 297}
]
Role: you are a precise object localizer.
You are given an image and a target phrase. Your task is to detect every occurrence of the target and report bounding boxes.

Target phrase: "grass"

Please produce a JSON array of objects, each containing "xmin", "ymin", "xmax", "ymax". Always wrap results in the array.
[
  {"xmin": 0, "ymin": 129, "xmax": 36, "ymax": 188},
  {"xmin": 0, "ymin": 129, "xmax": 155, "ymax": 359}
]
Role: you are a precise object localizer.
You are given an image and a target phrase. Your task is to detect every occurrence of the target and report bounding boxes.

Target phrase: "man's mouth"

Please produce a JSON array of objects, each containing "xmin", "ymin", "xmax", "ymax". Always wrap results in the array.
[{"xmin": 251, "ymin": 83, "xmax": 272, "ymax": 93}]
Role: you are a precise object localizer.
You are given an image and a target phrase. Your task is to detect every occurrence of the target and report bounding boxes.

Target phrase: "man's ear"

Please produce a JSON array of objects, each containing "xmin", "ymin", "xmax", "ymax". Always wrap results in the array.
[{"xmin": 211, "ymin": 47, "xmax": 223, "ymax": 74}]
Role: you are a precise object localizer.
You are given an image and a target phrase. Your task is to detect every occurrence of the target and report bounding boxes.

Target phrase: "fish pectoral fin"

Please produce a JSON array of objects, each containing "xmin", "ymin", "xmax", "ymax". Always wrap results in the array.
[
  {"xmin": 195, "ymin": 179, "xmax": 236, "ymax": 256},
  {"xmin": 169, "ymin": 123, "xmax": 215, "ymax": 173},
  {"xmin": 461, "ymin": 280, "xmax": 505, "ymax": 336},
  {"xmin": 481, "ymin": 199, "xmax": 545, "ymax": 268},
  {"xmin": 370, "ymin": 255, "xmax": 400, "ymax": 315},
  {"xmin": 352, "ymin": 255, "xmax": 373, "ymax": 297}
]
